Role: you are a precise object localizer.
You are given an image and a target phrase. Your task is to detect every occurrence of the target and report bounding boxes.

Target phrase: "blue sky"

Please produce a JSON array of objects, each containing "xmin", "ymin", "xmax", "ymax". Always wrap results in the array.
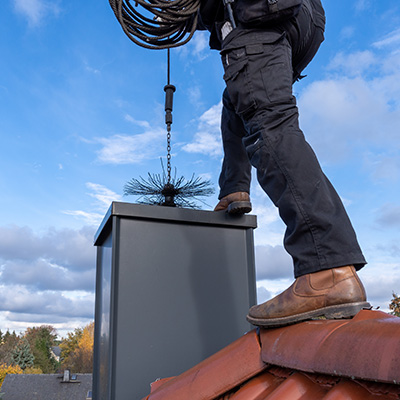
[{"xmin": 0, "ymin": 0, "xmax": 399, "ymax": 338}]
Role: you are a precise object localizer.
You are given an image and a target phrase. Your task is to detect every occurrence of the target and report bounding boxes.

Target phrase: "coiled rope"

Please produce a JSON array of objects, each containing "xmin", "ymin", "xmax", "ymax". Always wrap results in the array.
[{"xmin": 109, "ymin": 0, "xmax": 201, "ymax": 49}]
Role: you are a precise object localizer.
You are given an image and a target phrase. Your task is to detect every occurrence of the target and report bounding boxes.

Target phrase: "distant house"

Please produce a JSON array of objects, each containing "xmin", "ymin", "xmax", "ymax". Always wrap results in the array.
[
  {"xmin": 1, "ymin": 370, "xmax": 92, "ymax": 400},
  {"xmin": 51, "ymin": 346, "xmax": 62, "ymax": 363}
]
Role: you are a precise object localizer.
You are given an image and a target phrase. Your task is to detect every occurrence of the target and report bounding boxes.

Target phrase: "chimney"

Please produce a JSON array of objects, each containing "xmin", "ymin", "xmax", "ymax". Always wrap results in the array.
[
  {"xmin": 92, "ymin": 203, "xmax": 257, "ymax": 399},
  {"xmin": 63, "ymin": 369, "xmax": 70, "ymax": 382}
]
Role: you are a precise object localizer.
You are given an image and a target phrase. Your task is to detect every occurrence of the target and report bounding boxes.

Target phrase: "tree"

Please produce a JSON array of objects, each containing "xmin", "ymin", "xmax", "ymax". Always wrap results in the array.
[
  {"xmin": 60, "ymin": 322, "xmax": 94, "ymax": 373},
  {"xmin": 23, "ymin": 366, "xmax": 43, "ymax": 374},
  {"xmin": 24, "ymin": 325, "xmax": 58, "ymax": 373},
  {"xmin": 0, "ymin": 331, "xmax": 19, "ymax": 366},
  {"xmin": 59, "ymin": 327, "xmax": 83, "ymax": 364},
  {"xmin": 0, "ymin": 363, "xmax": 22, "ymax": 389},
  {"xmin": 12, "ymin": 338, "xmax": 34, "ymax": 371},
  {"xmin": 389, "ymin": 292, "xmax": 400, "ymax": 317}
]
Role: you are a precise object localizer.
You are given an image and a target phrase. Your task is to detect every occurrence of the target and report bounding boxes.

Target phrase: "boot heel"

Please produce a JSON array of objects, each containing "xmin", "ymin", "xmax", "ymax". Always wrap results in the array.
[{"xmin": 227, "ymin": 201, "xmax": 252, "ymax": 214}]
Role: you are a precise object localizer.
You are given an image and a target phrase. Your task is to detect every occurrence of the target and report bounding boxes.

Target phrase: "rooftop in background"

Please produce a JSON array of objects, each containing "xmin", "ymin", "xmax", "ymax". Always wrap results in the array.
[
  {"xmin": 142, "ymin": 310, "xmax": 400, "ymax": 399},
  {"xmin": 1, "ymin": 372, "xmax": 92, "ymax": 400}
]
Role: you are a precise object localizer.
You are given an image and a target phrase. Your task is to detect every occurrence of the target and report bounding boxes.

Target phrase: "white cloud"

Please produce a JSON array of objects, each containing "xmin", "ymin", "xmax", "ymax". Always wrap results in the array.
[
  {"xmin": 124, "ymin": 114, "xmax": 151, "ymax": 129},
  {"xmin": 0, "ymin": 225, "xmax": 95, "ymax": 271},
  {"xmin": 373, "ymin": 28, "xmax": 400, "ymax": 49},
  {"xmin": 182, "ymin": 131, "xmax": 222, "ymax": 157},
  {"xmin": 1, "ymin": 259, "xmax": 95, "ymax": 291},
  {"xmin": 299, "ymin": 75, "xmax": 400, "ymax": 164},
  {"xmin": 95, "ymin": 128, "xmax": 165, "ymax": 164},
  {"xmin": 251, "ymin": 196, "xmax": 284, "ymax": 247},
  {"xmin": 86, "ymin": 182, "xmax": 122, "ymax": 208},
  {"xmin": 13, "ymin": 0, "xmax": 60, "ymax": 27},
  {"xmin": 328, "ymin": 51, "xmax": 377, "ymax": 77},
  {"xmin": 373, "ymin": 240, "xmax": 400, "ymax": 260},
  {"xmin": 256, "ymin": 278, "xmax": 293, "ymax": 304},
  {"xmin": 83, "ymin": 61, "xmax": 100, "ymax": 75},
  {"xmin": 298, "ymin": 33, "xmax": 400, "ymax": 170},
  {"xmin": 63, "ymin": 210, "xmax": 104, "ymax": 226},
  {"xmin": 0, "ymin": 225, "xmax": 96, "ymax": 334},
  {"xmin": 0, "ymin": 312, "xmax": 93, "ymax": 338},
  {"xmin": 191, "ymin": 32, "xmax": 209, "ymax": 59},
  {"xmin": 0, "ymin": 286, "xmax": 94, "ymax": 320},
  {"xmin": 182, "ymin": 102, "xmax": 223, "ymax": 157},
  {"xmin": 339, "ymin": 26, "xmax": 355, "ymax": 41},
  {"xmin": 177, "ymin": 31, "xmax": 210, "ymax": 62},
  {"xmin": 354, "ymin": 0, "xmax": 371, "ymax": 12},
  {"xmin": 375, "ymin": 203, "xmax": 400, "ymax": 228},
  {"xmin": 252, "ymin": 203, "xmax": 279, "ymax": 227},
  {"xmin": 255, "ymin": 244, "xmax": 293, "ymax": 280},
  {"xmin": 198, "ymin": 172, "xmax": 212, "ymax": 181},
  {"xmin": 63, "ymin": 183, "xmax": 121, "ymax": 226},
  {"xmin": 358, "ymin": 262, "xmax": 400, "ymax": 310},
  {"xmin": 256, "ymin": 286, "xmax": 272, "ymax": 304},
  {"xmin": 200, "ymin": 102, "xmax": 222, "ymax": 126},
  {"xmin": 187, "ymin": 86, "xmax": 203, "ymax": 108},
  {"xmin": 0, "ymin": 225, "xmax": 95, "ymax": 330},
  {"xmin": 363, "ymin": 152, "xmax": 400, "ymax": 183}
]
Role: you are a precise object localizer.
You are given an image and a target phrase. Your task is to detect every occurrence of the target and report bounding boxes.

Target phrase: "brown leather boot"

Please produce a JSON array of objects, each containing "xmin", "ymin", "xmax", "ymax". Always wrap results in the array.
[
  {"xmin": 214, "ymin": 192, "xmax": 252, "ymax": 214},
  {"xmin": 247, "ymin": 266, "xmax": 370, "ymax": 328}
]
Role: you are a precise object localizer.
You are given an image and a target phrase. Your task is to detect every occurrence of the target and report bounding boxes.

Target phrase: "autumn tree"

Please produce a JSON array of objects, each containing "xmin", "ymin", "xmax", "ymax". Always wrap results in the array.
[
  {"xmin": 389, "ymin": 292, "xmax": 400, "ymax": 317},
  {"xmin": 0, "ymin": 331, "xmax": 19, "ymax": 366},
  {"xmin": 0, "ymin": 363, "xmax": 22, "ymax": 389},
  {"xmin": 12, "ymin": 338, "xmax": 34, "ymax": 370},
  {"xmin": 24, "ymin": 325, "xmax": 59, "ymax": 373},
  {"xmin": 59, "ymin": 327, "xmax": 83, "ymax": 364},
  {"xmin": 60, "ymin": 322, "xmax": 94, "ymax": 373}
]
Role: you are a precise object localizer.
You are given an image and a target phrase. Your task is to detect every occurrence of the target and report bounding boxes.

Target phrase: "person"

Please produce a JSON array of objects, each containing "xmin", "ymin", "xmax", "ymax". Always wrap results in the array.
[{"xmin": 198, "ymin": 0, "xmax": 371, "ymax": 327}]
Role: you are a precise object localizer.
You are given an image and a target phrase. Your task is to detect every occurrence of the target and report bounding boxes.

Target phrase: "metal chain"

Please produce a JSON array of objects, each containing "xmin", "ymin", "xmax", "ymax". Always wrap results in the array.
[
  {"xmin": 167, "ymin": 126, "xmax": 172, "ymax": 184},
  {"xmin": 166, "ymin": 48, "xmax": 172, "ymax": 184}
]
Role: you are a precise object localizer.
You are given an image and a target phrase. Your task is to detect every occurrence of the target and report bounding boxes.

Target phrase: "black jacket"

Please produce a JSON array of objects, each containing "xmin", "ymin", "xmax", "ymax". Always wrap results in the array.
[
  {"xmin": 197, "ymin": 0, "xmax": 226, "ymax": 49},
  {"xmin": 198, "ymin": 0, "xmax": 323, "ymax": 50}
]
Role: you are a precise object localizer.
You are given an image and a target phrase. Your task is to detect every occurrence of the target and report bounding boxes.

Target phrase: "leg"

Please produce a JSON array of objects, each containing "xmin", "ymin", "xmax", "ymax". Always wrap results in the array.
[
  {"xmin": 218, "ymin": 88, "xmax": 252, "ymax": 199},
  {"xmin": 222, "ymin": 29, "xmax": 366, "ymax": 276},
  {"xmin": 214, "ymin": 88, "xmax": 252, "ymax": 214},
  {"xmin": 220, "ymin": 28, "xmax": 368, "ymax": 326}
]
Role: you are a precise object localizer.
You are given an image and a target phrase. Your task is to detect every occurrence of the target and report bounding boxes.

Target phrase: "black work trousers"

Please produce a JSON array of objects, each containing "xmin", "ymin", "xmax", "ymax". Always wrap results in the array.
[{"xmin": 218, "ymin": 0, "xmax": 366, "ymax": 277}]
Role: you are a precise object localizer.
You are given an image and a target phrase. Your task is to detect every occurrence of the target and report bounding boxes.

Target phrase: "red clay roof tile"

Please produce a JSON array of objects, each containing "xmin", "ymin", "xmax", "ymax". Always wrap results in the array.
[
  {"xmin": 263, "ymin": 372, "xmax": 328, "ymax": 399},
  {"xmin": 322, "ymin": 380, "xmax": 387, "ymax": 400},
  {"xmin": 144, "ymin": 310, "xmax": 400, "ymax": 400},
  {"xmin": 143, "ymin": 329, "xmax": 267, "ymax": 400},
  {"xmin": 260, "ymin": 310, "xmax": 400, "ymax": 384},
  {"xmin": 227, "ymin": 371, "xmax": 283, "ymax": 399}
]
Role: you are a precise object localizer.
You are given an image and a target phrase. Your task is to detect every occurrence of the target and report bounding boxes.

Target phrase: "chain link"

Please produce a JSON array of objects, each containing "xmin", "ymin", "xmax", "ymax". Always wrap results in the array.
[
  {"xmin": 167, "ymin": 127, "xmax": 172, "ymax": 184},
  {"xmin": 165, "ymin": 49, "xmax": 173, "ymax": 184}
]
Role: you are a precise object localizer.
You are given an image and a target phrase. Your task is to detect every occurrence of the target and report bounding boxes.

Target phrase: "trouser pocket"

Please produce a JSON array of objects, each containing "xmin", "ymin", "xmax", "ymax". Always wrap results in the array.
[
  {"xmin": 221, "ymin": 33, "xmax": 293, "ymax": 120},
  {"xmin": 222, "ymin": 57, "xmax": 257, "ymax": 117}
]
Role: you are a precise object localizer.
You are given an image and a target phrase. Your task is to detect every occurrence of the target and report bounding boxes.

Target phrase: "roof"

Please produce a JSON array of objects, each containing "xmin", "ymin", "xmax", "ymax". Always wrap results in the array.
[
  {"xmin": 1, "ymin": 373, "xmax": 92, "ymax": 400},
  {"xmin": 142, "ymin": 310, "xmax": 400, "ymax": 400},
  {"xmin": 51, "ymin": 346, "xmax": 62, "ymax": 358}
]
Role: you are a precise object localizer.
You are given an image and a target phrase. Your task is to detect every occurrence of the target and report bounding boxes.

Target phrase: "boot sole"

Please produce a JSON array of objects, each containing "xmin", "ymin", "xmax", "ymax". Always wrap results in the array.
[
  {"xmin": 246, "ymin": 301, "xmax": 371, "ymax": 328},
  {"xmin": 227, "ymin": 201, "xmax": 252, "ymax": 215}
]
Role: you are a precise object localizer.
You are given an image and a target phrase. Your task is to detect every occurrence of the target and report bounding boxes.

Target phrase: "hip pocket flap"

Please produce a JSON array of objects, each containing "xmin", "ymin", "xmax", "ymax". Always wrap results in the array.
[{"xmin": 223, "ymin": 59, "xmax": 248, "ymax": 82}]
